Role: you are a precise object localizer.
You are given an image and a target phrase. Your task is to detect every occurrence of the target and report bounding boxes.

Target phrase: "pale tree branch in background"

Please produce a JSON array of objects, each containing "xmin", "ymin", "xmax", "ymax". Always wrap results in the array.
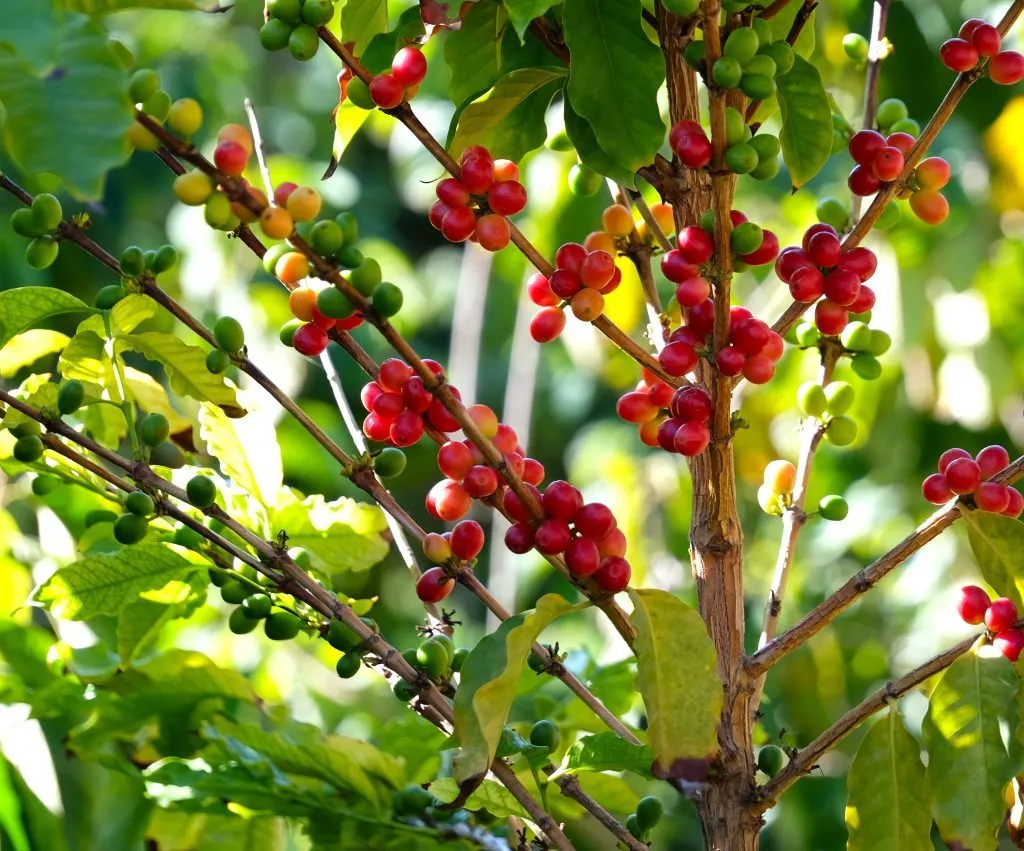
[{"xmin": 851, "ymin": 0, "xmax": 894, "ymax": 220}]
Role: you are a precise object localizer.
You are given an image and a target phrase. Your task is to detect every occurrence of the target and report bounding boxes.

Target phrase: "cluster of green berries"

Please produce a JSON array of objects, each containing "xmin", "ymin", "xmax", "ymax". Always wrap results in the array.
[
  {"xmin": 213, "ymin": 561, "xmax": 305, "ymax": 640},
  {"xmin": 10, "ymin": 194, "xmax": 63, "ymax": 270},
  {"xmin": 626, "ymin": 796, "xmax": 664, "ymax": 843},
  {"xmin": 259, "ymin": 0, "xmax": 333, "ymax": 61},
  {"xmin": 91, "ymin": 243, "xmax": 179, "ymax": 312},
  {"xmin": 795, "ymin": 380, "xmax": 859, "ymax": 447},
  {"xmin": 391, "ymin": 632, "xmax": 467, "ymax": 697},
  {"xmin": 205, "ymin": 316, "xmax": 245, "ymax": 375},
  {"xmin": 686, "ymin": 19, "xmax": 796, "ymax": 102},
  {"xmin": 757, "ymin": 458, "xmax": 848, "ymax": 520},
  {"xmin": 125, "ymin": 68, "xmax": 203, "ymax": 151}
]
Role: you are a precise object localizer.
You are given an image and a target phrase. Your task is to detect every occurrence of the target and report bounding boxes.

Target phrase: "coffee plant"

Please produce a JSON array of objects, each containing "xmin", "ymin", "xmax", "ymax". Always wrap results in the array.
[{"xmin": 2, "ymin": 0, "xmax": 1024, "ymax": 848}]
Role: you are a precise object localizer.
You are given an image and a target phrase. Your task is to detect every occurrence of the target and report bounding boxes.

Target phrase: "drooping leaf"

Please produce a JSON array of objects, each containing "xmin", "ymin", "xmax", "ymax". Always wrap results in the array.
[
  {"xmin": 429, "ymin": 777, "xmax": 528, "ymax": 819},
  {"xmin": 563, "ymin": 99, "xmax": 635, "ymax": 187},
  {"xmin": 0, "ymin": 287, "xmax": 91, "ymax": 350},
  {"xmin": 449, "ymin": 67, "xmax": 566, "ymax": 162},
  {"xmin": 627, "ymin": 588, "xmax": 721, "ymax": 780},
  {"xmin": 845, "ymin": 707, "xmax": 931, "ymax": 851},
  {"xmin": 963, "ymin": 510, "xmax": 1024, "ymax": 610},
  {"xmin": 453, "ymin": 593, "xmax": 583, "ymax": 784},
  {"xmin": 35, "ymin": 543, "xmax": 209, "ymax": 620},
  {"xmin": 775, "ymin": 55, "xmax": 832, "ymax": 190},
  {"xmin": 116, "ymin": 331, "xmax": 241, "ymax": 412},
  {"xmin": 503, "ymin": 0, "xmax": 559, "ymax": 41},
  {"xmin": 146, "ymin": 809, "xmax": 286, "ymax": 851},
  {"xmin": 199, "ymin": 403, "xmax": 283, "ymax": 509},
  {"xmin": 445, "ymin": 0, "xmax": 508, "ymax": 105},
  {"xmin": 340, "ymin": 0, "xmax": 389, "ymax": 55},
  {"xmin": 0, "ymin": 18, "xmax": 131, "ymax": 199},
  {"xmin": 270, "ymin": 491, "xmax": 388, "ymax": 574},
  {"xmin": 558, "ymin": 731, "xmax": 652, "ymax": 777},
  {"xmin": 326, "ymin": 100, "xmax": 372, "ymax": 178},
  {"xmin": 563, "ymin": 0, "xmax": 665, "ymax": 175},
  {"xmin": 0, "ymin": 330, "xmax": 70, "ymax": 378},
  {"xmin": 922, "ymin": 651, "xmax": 1018, "ymax": 850}
]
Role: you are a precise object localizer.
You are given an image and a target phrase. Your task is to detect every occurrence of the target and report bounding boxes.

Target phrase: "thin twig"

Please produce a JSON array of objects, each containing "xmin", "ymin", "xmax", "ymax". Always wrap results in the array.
[{"xmin": 851, "ymin": 0, "xmax": 893, "ymax": 220}]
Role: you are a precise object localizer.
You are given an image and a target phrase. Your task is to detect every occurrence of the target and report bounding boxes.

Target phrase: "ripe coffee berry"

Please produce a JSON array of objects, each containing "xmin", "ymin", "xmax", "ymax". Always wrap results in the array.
[
  {"xmin": 944, "ymin": 458, "xmax": 982, "ymax": 494},
  {"xmin": 573, "ymin": 503, "xmax": 616, "ymax": 540},
  {"xmin": 990, "ymin": 51, "xmax": 1024, "ymax": 85},
  {"xmin": 940, "ymin": 38, "xmax": 980, "ymax": 72},
  {"xmin": 535, "ymin": 519, "xmax": 573, "ymax": 554},
  {"xmin": 530, "ymin": 307, "xmax": 566, "ymax": 343},
  {"xmin": 543, "ymin": 480, "xmax": 584, "ymax": 520},
  {"xmin": 417, "ymin": 567, "xmax": 454, "ymax": 603},
  {"xmin": 427, "ymin": 479, "xmax": 472, "ymax": 521},
  {"xmin": 977, "ymin": 445, "xmax": 1011, "ymax": 477},
  {"xmin": 565, "ymin": 537, "xmax": 601, "ymax": 577},
  {"xmin": 985, "ymin": 597, "xmax": 1018, "ymax": 633},
  {"xmin": 922, "ymin": 473, "xmax": 954, "ymax": 504},
  {"xmin": 975, "ymin": 482, "xmax": 1011, "ymax": 514},
  {"xmin": 504, "ymin": 522, "xmax": 535, "ymax": 553},
  {"xmin": 994, "ymin": 629, "xmax": 1024, "ymax": 662},
  {"xmin": 391, "ymin": 47, "xmax": 427, "ymax": 87},
  {"xmin": 957, "ymin": 585, "xmax": 992, "ymax": 625},
  {"xmin": 594, "ymin": 556, "xmax": 631, "ymax": 592},
  {"xmin": 369, "ymin": 73, "xmax": 405, "ymax": 109},
  {"xmin": 450, "ymin": 520, "xmax": 485, "ymax": 560},
  {"xmin": 674, "ymin": 422, "xmax": 711, "ymax": 456},
  {"xmin": 487, "ymin": 181, "xmax": 527, "ymax": 216}
]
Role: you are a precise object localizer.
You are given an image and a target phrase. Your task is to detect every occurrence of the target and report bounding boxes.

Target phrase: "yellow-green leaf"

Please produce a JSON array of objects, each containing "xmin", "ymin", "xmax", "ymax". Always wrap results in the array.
[
  {"xmin": 124, "ymin": 368, "xmax": 191, "ymax": 434},
  {"xmin": 963, "ymin": 510, "xmax": 1024, "ymax": 610},
  {"xmin": 846, "ymin": 707, "xmax": 931, "ymax": 851},
  {"xmin": 199, "ymin": 403, "xmax": 282, "ymax": 509},
  {"xmin": 0, "ymin": 287, "xmax": 91, "ymax": 350},
  {"xmin": 339, "ymin": 0, "xmax": 387, "ymax": 55},
  {"xmin": 559, "ymin": 731, "xmax": 652, "ymax": 777},
  {"xmin": 627, "ymin": 588, "xmax": 721, "ymax": 780},
  {"xmin": 453, "ymin": 593, "xmax": 583, "ymax": 784},
  {"xmin": 0, "ymin": 330, "xmax": 69, "ymax": 378},
  {"xmin": 429, "ymin": 777, "xmax": 528, "ymax": 819}
]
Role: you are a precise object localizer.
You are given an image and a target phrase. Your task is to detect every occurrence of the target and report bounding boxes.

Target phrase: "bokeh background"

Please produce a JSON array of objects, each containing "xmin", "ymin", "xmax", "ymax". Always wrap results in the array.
[{"xmin": 2, "ymin": 0, "xmax": 1024, "ymax": 847}]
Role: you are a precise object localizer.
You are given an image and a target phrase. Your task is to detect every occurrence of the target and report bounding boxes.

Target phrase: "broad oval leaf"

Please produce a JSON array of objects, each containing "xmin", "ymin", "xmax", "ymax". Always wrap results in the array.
[
  {"xmin": 845, "ymin": 707, "xmax": 931, "ymax": 851},
  {"xmin": 199, "ymin": 403, "xmax": 283, "ymax": 510},
  {"xmin": 559, "ymin": 731, "xmax": 652, "ymax": 777},
  {"xmin": 449, "ymin": 66, "xmax": 566, "ymax": 162},
  {"xmin": 445, "ymin": 0, "xmax": 508, "ymax": 106},
  {"xmin": 776, "ymin": 55, "xmax": 832, "ymax": 190},
  {"xmin": 0, "ymin": 330, "xmax": 69, "ymax": 378},
  {"xmin": 453, "ymin": 593, "xmax": 583, "ymax": 784},
  {"xmin": 768, "ymin": 1, "xmax": 816, "ymax": 57},
  {"xmin": 0, "ymin": 287, "xmax": 91, "ymax": 350},
  {"xmin": 564, "ymin": 0, "xmax": 665, "ymax": 175},
  {"xmin": 922, "ymin": 651, "xmax": 1018, "ymax": 850},
  {"xmin": 503, "ymin": 0, "xmax": 559, "ymax": 41},
  {"xmin": 35, "ymin": 543, "xmax": 209, "ymax": 620},
  {"xmin": 146, "ymin": 811, "xmax": 286, "ymax": 851},
  {"xmin": 339, "ymin": 0, "xmax": 388, "ymax": 55},
  {"xmin": 563, "ymin": 100, "xmax": 635, "ymax": 187},
  {"xmin": 963, "ymin": 510, "xmax": 1024, "ymax": 610},
  {"xmin": 627, "ymin": 588, "xmax": 721, "ymax": 780}
]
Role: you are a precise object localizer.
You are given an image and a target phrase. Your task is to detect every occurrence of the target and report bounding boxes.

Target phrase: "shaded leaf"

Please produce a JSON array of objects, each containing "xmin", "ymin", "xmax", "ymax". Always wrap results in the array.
[
  {"xmin": 846, "ymin": 707, "xmax": 931, "ymax": 851},
  {"xmin": 563, "ymin": 99, "xmax": 635, "ymax": 187},
  {"xmin": 559, "ymin": 731, "xmax": 652, "ymax": 777},
  {"xmin": 0, "ymin": 287, "xmax": 91, "ymax": 350},
  {"xmin": 116, "ymin": 574, "xmax": 207, "ymax": 665},
  {"xmin": 429, "ymin": 777, "xmax": 528, "ymax": 819},
  {"xmin": 922, "ymin": 651, "xmax": 1018, "ymax": 850},
  {"xmin": 445, "ymin": 0, "xmax": 508, "ymax": 105},
  {"xmin": 199, "ymin": 403, "xmax": 282, "ymax": 509},
  {"xmin": 627, "ymin": 588, "xmax": 721, "ymax": 780},
  {"xmin": 145, "ymin": 809, "xmax": 286, "ymax": 851},
  {"xmin": 964, "ymin": 510, "xmax": 1024, "ymax": 610},
  {"xmin": 563, "ymin": 0, "xmax": 665, "ymax": 174},
  {"xmin": 768, "ymin": 1, "xmax": 816, "ymax": 57},
  {"xmin": 453, "ymin": 593, "xmax": 582, "ymax": 783},
  {"xmin": 503, "ymin": 0, "xmax": 558, "ymax": 41},
  {"xmin": 776, "ymin": 55, "xmax": 832, "ymax": 190},
  {"xmin": 0, "ymin": 330, "xmax": 69, "ymax": 378}
]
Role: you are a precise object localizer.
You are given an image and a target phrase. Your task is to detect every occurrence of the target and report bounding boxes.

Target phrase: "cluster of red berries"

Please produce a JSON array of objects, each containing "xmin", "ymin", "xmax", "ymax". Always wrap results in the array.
[
  {"xmin": 669, "ymin": 211, "xmax": 780, "ymax": 271},
  {"xmin": 940, "ymin": 19, "xmax": 1024, "ymax": 85},
  {"xmin": 415, "ymin": 519, "xmax": 486, "ymax": 604},
  {"xmin": 428, "ymin": 424, "xmax": 545, "ymax": 523},
  {"xmin": 669, "ymin": 119, "xmax": 712, "ymax": 169},
  {"xmin": 527, "ymin": 242, "xmax": 622, "ymax": 343},
  {"xmin": 367, "ymin": 47, "xmax": 428, "ymax": 109},
  {"xmin": 429, "ymin": 146, "xmax": 527, "ymax": 252},
  {"xmin": 361, "ymin": 357, "xmax": 459, "ymax": 447},
  {"xmin": 775, "ymin": 224, "xmax": 877, "ymax": 336},
  {"xmin": 616, "ymin": 378, "xmax": 714, "ymax": 456},
  {"xmin": 921, "ymin": 445, "xmax": 1023, "ymax": 515},
  {"xmin": 957, "ymin": 586, "xmax": 1024, "ymax": 661},
  {"xmin": 715, "ymin": 306, "xmax": 786, "ymax": 383},
  {"xmin": 503, "ymin": 480, "xmax": 632, "ymax": 593}
]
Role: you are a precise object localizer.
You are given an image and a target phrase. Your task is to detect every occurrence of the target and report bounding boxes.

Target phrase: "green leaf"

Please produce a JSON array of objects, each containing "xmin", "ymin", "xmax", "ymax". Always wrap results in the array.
[
  {"xmin": 563, "ymin": 99, "xmax": 635, "ymax": 187},
  {"xmin": 429, "ymin": 777, "xmax": 528, "ymax": 819},
  {"xmin": 116, "ymin": 331, "xmax": 241, "ymax": 412},
  {"xmin": 35, "ymin": 543, "xmax": 209, "ymax": 620},
  {"xmin": 776, "ymin": 55, "xmax": 832, "ymax": 190},
  {"xmin": 449, "ymin": 67, "xmax": 566, "ymax": 163},
  {"xmin": 58, "ymin": 330, "xmax": 113, "ymax": 387},
  {"xmin": 340, "ymin": 0, "xmax": 388, "ymax": 55},
  {"xmin": 124, "ymin": 368, "xmax": 191, "ymax": 434},
  {"xmin": 846, "ymin": 707, "xmax": 931, "ymax": 851},
  {"xmin": 768, "ymin": 2, "xmax": 816, "ymax": 57},
  {"xmin": 503, "ymin": 0, "xmax": 558, "ymax": 40},
  {"xmin": 116, "ymin": 575, "xmax": 207, "ymax": 665},
  {"xmin": 0, "ymin": 330, "xmax": 70, "ymax": 378},
  {"xmin": 963, "ymin": 510, "xmax": 1024, "ymax": 610},
  {"xmin": 0, "ymin": 0, "xmax": 63, "ymax": 70},
  {"xmin": 922, "ymin": 651, "xmax": 1018, "ymax": 850},
  {"xmin": 564, "ymin": 0, "xmax": 665, "ymax": 175},
  {"xmin": 445, "ymin": 0, "xmax": 508, "ymax": 106},
  {"xmin": 326, "ymin": 101, "xmax": 372, "ymax": 178},
  {"xmin": 0, "ymin": 752, "xmax": 31, "ymax": 851},
  {"xmin": 359, "ymin": 6, "xmax": 425, "ymax": 75},
  {"xmin": 60, "ymin": 0, "xmax": 204, "ymax": 10},
  {"xmin": 0, "ymin": 18, "xmax": 131, "ymax": 199},
  {"xmin": 199, "ymin": 403, "xmax": 282, "ymax": 510},
  {"xmin": 558, "ymin": 731, "xmax": 652, "ymax": 777},
  {"xmin": 452, "ymin": 593, "xmax": 582, "ymax": 784},
  {"xmin": 270, "ymin": 491, "xmax": 388, "ymax": 575},
  {"xmin": 627, "ymin": 588, "xmax": 721, "ymax": 780},
  {"xmin": 0, "ymin": 287, "xmax": 91, "ymax": 350},
  {"xmin": 146, "ymin": 810, "xmax": 286, "ymax": 851}
]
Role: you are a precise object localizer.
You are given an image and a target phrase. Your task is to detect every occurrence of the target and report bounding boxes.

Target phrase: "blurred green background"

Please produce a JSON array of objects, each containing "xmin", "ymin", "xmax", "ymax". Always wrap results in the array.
[{"xmin": 3, "ymin": 0, "xmax": 1024, "ymax": 846}]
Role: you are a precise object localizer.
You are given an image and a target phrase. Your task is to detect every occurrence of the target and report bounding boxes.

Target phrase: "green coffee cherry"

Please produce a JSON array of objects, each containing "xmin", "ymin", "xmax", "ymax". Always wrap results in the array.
[
  {"xmin": 626, "ymin": 814, "xmax": 643, "ymax": 841},
  {"xmin": 889, "ymin": 117, "xmax": 920, "ymax": 136},
  {"xmin": 220, "ymin": 580, "xmax": 249, "ymax": 605},
  {"xmin": 568, "ymin": 163, "xmax": 603, "ymax": 196},
  {"xmin": 95, "ymin": 284, "xmax": 126, "ymax": 310},
  {"xmin": 152, "ymin": 244, "xmax": 178, "ymax": 274},
  {"xmin": 57, "ymin": 380, "xmax": 85, "ymax": 415},
  {"xmin": 683, "ymin": 39, "xmax": 706, "ymax": 69},
  {"xmin": 825, "ymin": 414, "xmax": 857, "ymax": 446},
  {"xmin": 372, "ymin": 282, "xmax": 403, "ymax": 317},
  {"xmin": 750, "ymin": 156, "xmax": 780, "ymax": 181},
  {"xmin": 731, "ymin": 222, "xmax": 763, "ymax": 255},
  {"xmin": 32, "ymin": 475, "xmax": 61, "ymax": 496},
  {"xmin": 186, "ymin": 475, "xmax": 217, "ymax": 507},
  {"xmin": 818, "ymin": 495, "xmax": 849, "ymax": 521},
  {"xmin": 11, "ymin": 208, "xmax": 44, "ymax": 238},
  {"xmin": 866, "ymin": 329, "xmax": 892, "ymax": 356},
  {"xmin": 11, "ymin": 420, "xmax": 40, "ymax": 438},
  {"xmin": 636, "ymin": 796, "xmax": 664, "ymax": 833},
  {"xmin": 740, "ymin": 73, "xmax": 775, "ymax": 100},
  {"xmin": 113, "ymin": 513, "xmax": 148, "ymax": 545},
  {"xmin": 142, "ymin": 90, "xmax": 172, "ymax": 121},
  {"xmin": 213, "ymin": 316, "xmax": 245, "ymax": 353},
  {"xmin": 529, "ymin": 719, "xmax": 560, "ymax": 752},
  {"xmin": 797, "ymin": 382, "xmax": 828, "ymax": 418},
  {"xmin": 317, "ymin": 287, "xmax": 356, "ymax": 320},
  {"xmin": 712, "ymin": 57, "xmax": 743, "ymax": 89},
  {"xmin": 289, "ymin": 24, "xmax": 319, "ymax": 61},
  {"xmin": 723, "ymin": 27, "xmax": 760, "ymax": 65},
  {"xmin": 336, "ymin": 652, "xmax": 361, "ymax": 678},
  {"xmin": 13, "ymin": 435, "xmax": 44, "ymax": 463},
  {"xmin": 26, "ymin": 236, "xmax": 59, "ymax": 270},
  {"xmin": 208, "ymin": 568, "xmax": 229, "ymax": 588},
  {"xmin": 451, "ymin": 647, "xmax": 470, "ymax": 673},
  {"xmin": 140, "ymin": 413, "xmax": 170, "ymax": 447},
  {"xmin": 150, "ymin": 440, "xmax": 185, "ymax": 468},
  {"xmin": 229, "ymin": 606, "xmax": 260, "ymax": 634},
  {"xmin": 336, "ymin": 246, "xmax": 364, "ymax": 269},
  {"xmin": 129, "ymin": 69, "xmax": 161, "ymax": 103},
  {"xmin": 204, "ymin": 193, "xmax": 234, "ymax": 230},
  {"xmin": 841, "ymin": 321, "xmax": 872, "ymax": 352},
  {"xmin": 346, "ymin": 77, "xmax": 375, "ymax": 110},
  {"xmin": 527, "ymin": 650, "xmax": 548, "ymax": 674},
  {"xmin": 748, "ymin": 133, "xmax": 781, "ymax": 162},
  {"xmin": 86, "ymin": 508, "xmax": 119, "ymax": 527},
  {"xmin": 394, "ymin": 679, "xmax": 417, "ymax": 702},
  {"xmin": 374, "ymin": 447, "xmax": 407, "ymax": 478},
  {"xmin": 851, "ymin": 353, "xmax": 882, "ymax": 380},
  {"xmin": 279, "ymin": 319, "xmax": 303, "ymax": 347},
  {"xmin": 824, "ymin": 381, "xmax": 854, "ymax": 416},
  {"xmin": 415, "ymin": 640, "xmax": 450, "ymax": 680},
  {"xmin": 725, "ymin": 143, "xmax": 758, "ymax": 174},
  {"xmin": 206, "ymin": 349, "xmax": 232, "ymax": 374},
  {"xmin": 875, "ymin": 98, "xmax": 908, "ymax": 130},
  {"xmin": 743, "ymin": 54, "xmax": 777, "ymax": 79},
  {"xmin": 334, "ymin": 211, "xmax": 358, "ymax": 246},
  {"xmin": 120, "ymin": 245, "xmax": 146, "ymax": 277},
  {"xmin": 757, "ymin": 744, "xmax": 785, "ymax": 777},
  {"xmin": 751, "ymin": 16, "xmax": 773, "ymax": 47},
  {"xmin": 301, "ymin": 0, "xmax": 333, "ymax": 27},
  {"xmin": 325, "ymin": 619, "xmax": 359, "ymax": 651},
  {"xmin": 310, "ymin": 220, "xmax": 344, "ymax": 256},
  {"xmin": 264, "ymin": 610, "xmax": 302, "ymax": 640},
  {"xmin": 238, "ymin": 593, "xmax": 270, "ymax": 619},
  {"xmin": 724, "ymin": 107, "xmax": 747, "ymax": 146},
  {"xmin": 763, "ymin": 41, "xmax": 794, "ymax": 75},
  {"xmin": 173, "ymin": 525, "xmax": 204, "ymax": 550},
  {"xmin": 350, "ymin": 258, "xmax": 382, "ymax": 295},
  {"xmin": 842, "ymin": 33, "xmax": 869, "ymax": 63},
  {"xmin": 125, "ymin": 490, "xmax": 155, "ymax": 517},
  {"xmin": 31, "ymin": 194, "xmax": 63, "ymax": 231},
  {"xmin": 816, "ymin": 197, "xmax": 850, "ymax": 232}
]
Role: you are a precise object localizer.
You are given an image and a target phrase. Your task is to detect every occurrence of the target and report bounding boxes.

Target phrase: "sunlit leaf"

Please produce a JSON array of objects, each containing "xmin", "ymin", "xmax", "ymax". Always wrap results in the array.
[
  {"xmin": 199, "ymin": 403, "xmax": 283, "ymax": 510},
  {"xmin": 963, "ymin": 510, "xmax": 1024, "ymax": 610},
  {"xmin": 558, "ymin": 731, "xmax": 652, "ymax": 777},
  {"xmin": 0, "ymin": 330, "xmax": 70, "ymax": 378},
  {"xmin": 340, "ymin": 0, "xmax": 388, "ymax": 55},
  {"xmin": 0, "ymin": 287, "xmax": 91, "ymax": 350},
  {"xmin": 445, "ymin": 0, "xmax": 508, "ymax": 106},
  {"xmin": 429, "ymin": 777, "xmax": 528, "ymax": 818},
  {"xmin": 146, "ymin": 808, "xmax": 286, "ymax": 851}
]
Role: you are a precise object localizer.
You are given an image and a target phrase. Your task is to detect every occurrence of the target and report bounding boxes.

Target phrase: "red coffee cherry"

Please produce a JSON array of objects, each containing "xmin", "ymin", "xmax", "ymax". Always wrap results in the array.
[
  {"xmin": 976, "ymin": 482, "xmax": 1011, "ymax": 514},
  {"xmin": 597, "ymin": 526, "xmax": 627, "ymax": 558},
  {"xmin": 739, "ymin": 230, "xmax": 780, "ymax": 267},
  {"xmin": 872, "ymin": 146, "xmax": 905, "ymax": 182},
  {"xmin": 403, "ymin": 377, "xmax": 432, "ymax": 413},
  {"xmin": 807, "ymin": 231, "xmax": 841, "ymax": 268},
  {"xmin": 886, "ymin": 132, "xmax": 916, "ymax": 154},
  {"xmin": 522, "ymin": 457, "xmax": 545, "ymax": 486},
  {"xmin": 292, "ymin": 322, "xmax": 328, "ymax": 356},
  {"xmin": 716, "ymin": 346, "xmax": 746, "ymax": 377},
  {"xmin": 1005, "ymin": 488, "xmax": 1024, "ymax": 518},
  {"xmin": 957, "ymin": 584, "xmax": 992, "ymax": 625},
  {"xmin": 959, "ymin": 18, "xmax": 986, "ymax": 40},
  {"xmin": 775, "ymin": 247, "xmax": 813, "ymax": 282},
  {"xmin": 823, "ymin": 269, "xmax": 861, "ymax": 307},
  {"xmin": 438, "ymin": 440, "xmax": 474, "ymax": 480},
  {"xmin": 488, "ymin": 181, "xmax": 528, "ymax": 216},
  {"xmin": 535, "ymin": 518, "xmax": 573, "ymax": 554},
  {"xmin": 549, "ymin": 268, "xmax": 581, "ymax": 298},
  {"xmin": 362, "ymin": 412, "xmax": 394, "ymax": 442},
  {"xmin": 836, "ymin": 247, "xmax": 878, "ymax": 282},
  {"xmin": 580, "ymin": 250, "xmax": 616, "ymax": 289},
  {"xmin": 543, "ymin": 480, "xmax": 584, "ymax": 521},
  {"xmin": 922, "ymin": 472, "xmax": 954, "ymax": 504},
  {"xmin": 659, "ymin": 341, "xmax": 698, "ymax": 376},
  {"xmin": 990, "ymin": 50, "xmax": 1024, "ymax": 85},
  {"xmin": 505, "ymin": 522, "xmax": 536, "ymax": 553},
  {"xmin": 460, "ymin": 151, "xmax": 495, "ymax": 194},
  {"xmin": 427, "ymin": 479, "xmax": 472, "ymax": 521},
  {"xmin": 617, "ymin": 391, "xmax": 659, "ymax": 423},
  {"xmin": 994, "ymin": 629, "xmax": 1024, "ymax": 662},
  {"xmin": 909, "ymin": 190, "xmax": 949, "ymax": 225},
  {"xmin": 848, "ymin": 164, "xmax": 881, "ymax": 197},
  {"xmin": 847, "ymin": 285, "xmax": 876, "ymax": 315},
  {"xmin": 369, "ymin": 73, "xmax": 405, "ymax": 108},
  {"xmin": 527, "ymin": 273, "xmax": 559, "ymax": 307},
  {"xmin": 416, "ymin": 566, "xmax": 454, "ymax": 603},
  {"xmin": 503, "ymin": 483, "xmax": 542, "ymax": 523},
  {"xmin": 450, "ymin": 520, "xmax": 485, "ymax": 560},
  {"xmin": 565, "ymin": 536, "xmax": 601, "ymax": 577},
  {"xmin": 677, "ymin": 226, "xmax": 715, "ymax": 264},
  {"xmin": 814, "ymin": 299, "xmax": 849, "ymax": 336},
  {"xmin": 673, "ymin": 421, "xmax": 711, "ymax": 456},
  {"xmin": 390, "ymin": 410, "xmax": 425, "ymax": 447},
  {"xmin": 463, "ymin": 465, "xmax": 500, "ymax": 498},
  {"xmin": 392, "ymin": 46, "xmax": 428, "ymax": 87},
  {"xmin": 476, "ymin": 213, "xmax": 511, "ymax": 251},
  {"xmin": 437, "ymin": 178, "xmax": 471, "ymax": 207},
  {"xmin": 944, "ymin": 457, "xmax": 982, "ymax": 494},
  {"xmin": 594, "ymin": 556, "xmax": 631, "ymax": 592},
  {"xmin": 970, "ymin": 24, "xmax": 1000, "ymax": 58},
  {"xmin": 977, "ymin": 445, "xmax": 1011, "ymax": 478},
  {"xmin": 985, "ymin": 596, "xmax": 1018, "ymax": 633},
  {"xmin": 742, "ymin": 355, "xmax": 775, "ymax": 385},
  {"xmin": 789, "ymin": 266, "xmax": 825, "ymax": 303},
  {"xmin": 530, "ymin": 307, "xmax": 566, "ymax": 343},
  {"xmin": 662, "ymin": 249, "xmax": 701, "ymax": 283},
  {"xmin": 848, "ymin": 130, "xmax": 886, "ymax": 165},
  {"xmin": 671, "ymin": 386, "xmax": 712, "ymax": 422},
  {"xmin": 938, "ymin": 447, "xmax": 973, "ymax": 473},
  {"xmin": 673, "ymin": 129, "xmax": 713, "ymax": 169},
  {"xmin": 441, "ymin": 206, "xmax": 478, "ymax": 242},
  {"xmin": 939, "ymin": 38, "xmax": 980, "ymax": 72},
  {"xmin": 657, "ymin": 418, "xmax": 682, "ymax": 452},
  {"xmin": 573, "ymin": 503, "xmax": 616, "ymax": 540},
  {"xmin": 214, "ymin": 141, "xmax": 248, "ymax": 176}
]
